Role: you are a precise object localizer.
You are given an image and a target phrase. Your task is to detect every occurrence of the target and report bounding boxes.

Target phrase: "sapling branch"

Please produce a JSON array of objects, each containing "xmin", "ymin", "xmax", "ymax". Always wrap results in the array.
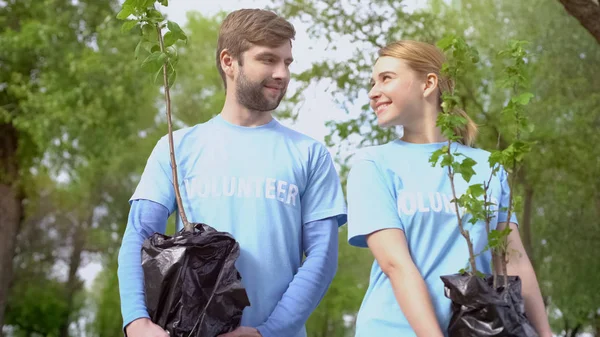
[
  {"xmin": 488, "ymin": 133, "xmax": 502, "ymax": 289},
  {"xmin": 500, "ymin": 160, "xmax": 517, "ymax": 288},
  {"xmin": 117, "ymin": 0, "xmax": 192, "ymax": 233},
  {"xmin": 483, "ymin": 178, "xmax": 496, "ymax": 288},
  {"xmin": 446, "ymin": 143, "xmax": 478, "ymax": 275},
  {"xmin": 156, "ymin": 23, "xmax": 191, "ymax": 232},
  {"xmin": 433, "ymin": 36, "xmax": 533, "ymax": 287},
  {"xmin": 433, "ymin": 35, "xmax": 482, "ymax": 277},
  {"xmin": 495, "ymin": 41, "xmax": 533, "ymax": 289}
]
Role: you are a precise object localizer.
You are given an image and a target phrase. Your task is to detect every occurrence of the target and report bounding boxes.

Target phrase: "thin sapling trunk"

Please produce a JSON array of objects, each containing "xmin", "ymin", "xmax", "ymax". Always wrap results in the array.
[
  {"xmin": 446, "ymin": 142, "xmax": 478, "ymax": 275},
  {"xmin": 156, "ymin": 24, "xmax": 191, "ymax": 232}
]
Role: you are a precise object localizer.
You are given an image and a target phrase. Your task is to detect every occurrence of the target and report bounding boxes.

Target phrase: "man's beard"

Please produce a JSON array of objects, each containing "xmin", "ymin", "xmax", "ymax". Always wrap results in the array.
[{"xmin": 235, "ymin": 69, "xmax": 286, "ymax": 112}]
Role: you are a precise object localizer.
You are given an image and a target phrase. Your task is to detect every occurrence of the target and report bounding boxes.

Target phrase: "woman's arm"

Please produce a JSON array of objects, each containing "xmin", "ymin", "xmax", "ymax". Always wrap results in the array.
[
  {"xmin": 366, "ymin": 228, "xmax": 444, "ymax": 337},
  {"xmin": 497, "ymin": 222, "xmax": 552, "ymax": 337}
]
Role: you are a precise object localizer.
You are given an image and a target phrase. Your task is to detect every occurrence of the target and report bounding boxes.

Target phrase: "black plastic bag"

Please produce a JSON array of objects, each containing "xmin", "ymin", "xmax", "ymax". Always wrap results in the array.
[
  {"xmin": 142, "ymin": 223, "xmax": 251, "ymax": 337},
  {"xmin": 441, "ymin": 273, "xmax": 539, "ymax": 337}
]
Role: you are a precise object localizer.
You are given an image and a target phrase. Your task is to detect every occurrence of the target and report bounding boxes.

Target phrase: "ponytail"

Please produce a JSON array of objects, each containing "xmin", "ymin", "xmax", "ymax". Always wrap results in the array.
[{"xmin": 452, "ymin": 108, "xmax": 478, "ymax": 146}]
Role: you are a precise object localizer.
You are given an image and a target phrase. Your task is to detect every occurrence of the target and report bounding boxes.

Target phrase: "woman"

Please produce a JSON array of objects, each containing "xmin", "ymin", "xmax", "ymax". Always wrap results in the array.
[{"xmin": 346, "ymin": 40, "xmax": 552, "ymax": 337}]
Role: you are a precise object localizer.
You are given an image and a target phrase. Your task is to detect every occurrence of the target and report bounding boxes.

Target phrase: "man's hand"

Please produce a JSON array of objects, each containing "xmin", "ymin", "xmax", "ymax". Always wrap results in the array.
[
  {"xmin": 125, "ymin": 318, "xmax": 169, "ymax": 337},
  {"xmin": 217, "ymin": 326, "xmax": 262, "ymax": 337}
]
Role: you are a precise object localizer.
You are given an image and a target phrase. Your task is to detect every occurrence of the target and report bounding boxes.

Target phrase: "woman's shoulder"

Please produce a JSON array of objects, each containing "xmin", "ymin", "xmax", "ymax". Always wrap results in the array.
[
  {"xmin": 456, "ymin": 143, "xmax": 495, "ymax": 162},
  {"xmin": 350, "ymin": 141, "xmax": 403, "ymax": 164}
]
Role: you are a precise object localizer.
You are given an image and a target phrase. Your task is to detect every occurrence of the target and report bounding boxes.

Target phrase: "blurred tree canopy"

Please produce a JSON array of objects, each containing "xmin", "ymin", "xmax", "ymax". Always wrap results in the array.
[
  {"xmin": 0, "ymin": 0, "xmax": 160, "ymax": 334},
  {"xmin": 1, "ymin": 0, "xmax": 598, "ymax": 336}
]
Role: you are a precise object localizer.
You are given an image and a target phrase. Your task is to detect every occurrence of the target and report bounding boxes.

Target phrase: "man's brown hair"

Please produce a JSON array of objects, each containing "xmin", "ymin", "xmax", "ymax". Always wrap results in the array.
[{"xmin": 216, "ymin": 9, "xmax": 296, "ymax": 89}]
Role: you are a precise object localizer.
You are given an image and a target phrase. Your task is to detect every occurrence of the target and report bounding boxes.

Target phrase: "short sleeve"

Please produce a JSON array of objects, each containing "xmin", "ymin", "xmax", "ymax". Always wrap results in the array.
[
  {"xmin": 347, "ymin": 157, "xmax": 404, "ymax": 248},
  {"xmin": 130, "ymin": 137, "xmax": 177, "ymax": 214},
  {"xmin": 300, "ymin": 149, "xmax": 347, "ymax": 227},
  {"xmin": 496, "ymin": 167, "xmax": 519, "ymax": 226}
]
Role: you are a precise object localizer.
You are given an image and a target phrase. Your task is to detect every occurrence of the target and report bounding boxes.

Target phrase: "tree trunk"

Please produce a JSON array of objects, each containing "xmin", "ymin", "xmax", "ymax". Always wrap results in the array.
[
  {"xmin": 0, "ymin": 123, "xmax": 22, "ymax": 335},
  {"xmin": 558, "ymin": 0, "xmax": 600, "ymax": 44},
  {"xmin": 58, "ymin": 219, "xmax": 86, "ymax": 337}
]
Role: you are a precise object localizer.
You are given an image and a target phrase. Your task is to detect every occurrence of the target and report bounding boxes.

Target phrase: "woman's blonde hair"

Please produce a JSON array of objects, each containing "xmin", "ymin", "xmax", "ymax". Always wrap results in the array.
[{"xmin": 378, "ymin": 40, "xmax": 478, "ymax": 146}]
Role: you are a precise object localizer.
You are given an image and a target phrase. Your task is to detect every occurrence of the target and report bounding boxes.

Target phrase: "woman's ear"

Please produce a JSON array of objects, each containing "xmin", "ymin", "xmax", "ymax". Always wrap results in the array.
[{"xmin": 423, "ymin": 73, "xmax": 439, "ymax": 99}]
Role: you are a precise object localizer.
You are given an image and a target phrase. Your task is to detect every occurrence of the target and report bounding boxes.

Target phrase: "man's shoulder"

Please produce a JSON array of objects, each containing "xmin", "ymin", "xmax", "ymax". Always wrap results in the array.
[
  {"xmin": 276, "ymin": 122, "xmax": 329, "ymax": 156},
  {"xmin": 156, "ymin": 118, "xmax": 214, "ymax": 147}
]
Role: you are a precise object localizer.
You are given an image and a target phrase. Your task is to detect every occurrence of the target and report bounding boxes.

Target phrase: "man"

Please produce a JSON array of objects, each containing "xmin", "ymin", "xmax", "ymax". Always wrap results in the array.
[{"xmin": 117, "ymin": 8, "xmax": 347, "ymax": 337}]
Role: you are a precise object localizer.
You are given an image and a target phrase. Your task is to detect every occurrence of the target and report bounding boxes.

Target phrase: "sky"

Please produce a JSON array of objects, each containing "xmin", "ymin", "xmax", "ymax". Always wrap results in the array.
[{"xmin": 78, "ymin": 0, "xmax": 426, "ymax": 289}]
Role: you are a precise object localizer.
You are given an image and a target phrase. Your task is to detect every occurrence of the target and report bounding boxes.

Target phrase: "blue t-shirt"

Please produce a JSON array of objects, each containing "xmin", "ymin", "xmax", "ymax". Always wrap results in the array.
[
  {"xmin": 346, "ymin": 139, "xmax": 517, "ymax": 337},
  {"xmin": 130, "ymin": 114, "xmax": 347, "ymax": 336}
]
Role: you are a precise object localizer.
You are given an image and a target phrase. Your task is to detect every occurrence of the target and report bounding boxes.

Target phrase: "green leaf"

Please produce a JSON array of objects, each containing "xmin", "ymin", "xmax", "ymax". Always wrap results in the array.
[
  {"xmin": 116, "ymin": 5, "xmax": 134, "ymax": 20},
  {"xmin": 170, "ymin": 57, "xmax": 178, "ymax": 68},
  {"xmin": 468, "ymin": 184, "xmax": 484, "ymax": 198},
  {"xmin": 142, "ymin": 24, "xmax": 159, "ymax": 43},
  {"xmin": 168, "ymin": 68, "xmax": 177, "ymax": 87},
  {"xmin": 134, "ymin": 40, "xmax": 144, "ymax": 59},
  {"xmin": 121, "ymin": 20, "xmax": 138, "ymax": 33},
  {"xmin": 154, "ymin": 67, "xmax": 164, "ymax": 86},
  {"xmin": 147, "ymin": 9, "xmax": 165, "ymax": 22},
  {"xmin": 459, "ymin": 157, "xmax": 477, "ymax": 182},
  {"xmin": 153, "ymin": 62, "xmax": 176, "ymax": 88},
  {"xmin": 489, "ymin": 151, "xmax": 503, "ymax": 167},
  {"xmin": 141, "ymin": 52, "xmax": 164, "ymax": 73},
  {"xmin": 154, "ymin": 67, "xmax": 164, "ymax": 85},
  {"xmin": 125, "ymin": 0, "xmax": 143, "ymax": 7},
  {"xmin": 158, "ymin": 52, "xmax": 168, "ymax": 64},
  {"xmin": 437, "ymin": 34, "xmax": 456, "ymax": 51},
  {"xmin": 512, "ymin": 92, "xmax": 534, "ymax": 105},
  {"xmin": 165, "ymin": 27, "xmax": 187, "ymax": 43},
  {"xmin": 441, "ymin": 153, "xmax": 453, "ymax": 168},
  {"xmin": 166, "ymin": 46, "xmax": 179, "ymax": 62},
  {"xmin": 449, "ymin": 114, "xmax": 467, "ymax": 127},
  {"xmin": 158, "ymin": 0, "xmax": 168, "ymax": 5},
  {"xmin": 167, "ymin": 20, "xmax": 184, "ymax": 36},
  {"xmin": 143, "ymin": 0, "xmax": 155, "ymax": 7},
  {"xmin": 429, "ymin": 149, "xmax": 443, "ymax": 167},
  {"xmin": 163, "ymin": 31, "xmax": 178, "ymax": 47}
]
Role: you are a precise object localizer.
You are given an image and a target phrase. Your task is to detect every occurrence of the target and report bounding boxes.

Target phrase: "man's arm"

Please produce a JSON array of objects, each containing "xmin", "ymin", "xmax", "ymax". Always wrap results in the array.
[
  {"xmin": 253, "ymin": 217, "xmax": 339, "ymax": 337},
  {"xmin": 221, "ymin": 147, "xmax": 346, "ymax": 337},
  {"xmin": 497, "ymin": 222, "xmax": 552, "ymax": 337},
  {"xmin": 117, "ymin": 199, "xmax": 169, "ymax": 335}
]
